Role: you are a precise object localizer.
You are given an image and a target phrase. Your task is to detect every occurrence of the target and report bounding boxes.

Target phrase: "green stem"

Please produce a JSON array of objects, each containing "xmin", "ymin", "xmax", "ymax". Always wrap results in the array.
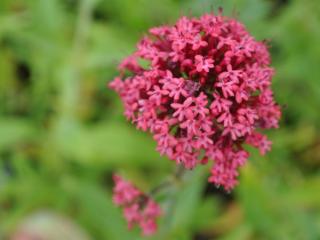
[{"xmin": 149, "ymin": 164, "xmax": 187, "ymax": 197}]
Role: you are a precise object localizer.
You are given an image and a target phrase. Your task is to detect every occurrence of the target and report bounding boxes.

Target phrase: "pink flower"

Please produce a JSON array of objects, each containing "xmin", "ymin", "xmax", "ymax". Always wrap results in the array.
[
  {"xmin": 139, "ymin": 219, "xmax": 158, "ymax": 236},
  {"xmin": 190, "ymin": 34, "xmax": 208, "ymax": 50},
  {"xmin": 195, "ymin": 55, "xmax": 214, "ymax": 73},
  {"xmin": 113, "ymin": 175, "xmax": 140, "ymax": 205},
  {"xmin": 217, "ymin": 111, "xmax": 233, "ymax": 127},
  {"xmin": 160, "ymin": 71, "xmax": 188, "ymax": 100},
  {"xmin": 210, "ymin": 93, "xmax": 232, "ymax": 114},
  {"xmin": 118, "ymin": 55, "xmax": 143, "ymax": 74},
  {"xmin": 112, "ymin": 175, "xmax": 162, "ymax": 236},
  {"xmin": 124, "ymin": 204, "xmax": 141, "ymax": 227},
  {"xmin": 171, "ymin": 97, "xmax": 194, "ymax": 121},
  {"xmin": 246, "ymin": 132, "xmax": 272, "ymax": 155},
  {"xmin": 109, "ymin": 11, "xmax": 281, "ymax": 191},
  {"xmin": 143, "ymin": 200, "xmax": 162, "ymax": 219},
  {"xmin": 148, "ymin": 85, "xmax": 169, "ymax": 106},
  {"xmin": 140, "ymin": 199, "xmax": 161, "ymax": 236}
]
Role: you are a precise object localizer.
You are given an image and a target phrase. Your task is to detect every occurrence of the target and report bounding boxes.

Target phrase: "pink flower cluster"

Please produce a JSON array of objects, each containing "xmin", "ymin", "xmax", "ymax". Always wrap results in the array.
[
  {"xmin": 109, "ymin": 13, "xmax": 281, "ymax": 191},
  {"xmin": 112, "ymin": 175, "xmax": 162, "ymax": 236}
]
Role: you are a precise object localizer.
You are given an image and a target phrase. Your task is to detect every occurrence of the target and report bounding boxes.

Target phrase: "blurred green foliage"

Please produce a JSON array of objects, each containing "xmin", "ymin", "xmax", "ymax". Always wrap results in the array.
[{"xmin": 0, "ymin": 0, "xmax": 320, "ymax": 239}]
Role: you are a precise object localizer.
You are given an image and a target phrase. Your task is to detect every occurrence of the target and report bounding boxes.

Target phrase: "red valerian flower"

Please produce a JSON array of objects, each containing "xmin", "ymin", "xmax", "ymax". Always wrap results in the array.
[
  {"xmin": 109, "ymin": 12, "xmax": 281, "ymax": 191},
  {"xmin": 112, "ymin": 175, "xmax": 161, "ymax": 236}
]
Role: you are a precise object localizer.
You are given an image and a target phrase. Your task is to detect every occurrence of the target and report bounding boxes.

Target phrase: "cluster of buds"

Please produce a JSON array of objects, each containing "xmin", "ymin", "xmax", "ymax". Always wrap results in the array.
[{"xmin": 112, "ymin": 175, "xmax": 161, "ymax": 236}]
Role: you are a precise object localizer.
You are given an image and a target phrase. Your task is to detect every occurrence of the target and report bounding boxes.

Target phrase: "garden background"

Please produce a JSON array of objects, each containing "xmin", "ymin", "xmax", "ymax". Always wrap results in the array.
[{"xmin": 0, "ymin": 0, "xmax": 320, "ymax": 239}]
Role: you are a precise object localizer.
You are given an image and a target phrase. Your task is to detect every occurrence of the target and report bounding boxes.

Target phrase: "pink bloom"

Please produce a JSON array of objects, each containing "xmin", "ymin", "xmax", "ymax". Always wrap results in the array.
[
  {"xmin": 195, "ymin": 55, "xmax": 214, "ymax": 73},
  {"xmin": 118, "ymin": 55, "xmax": 143, "ymax": 74},
  {"xmin": 112, "ymin": 175, "xmax": 162, "ymax": 236},
  {"xmin": 139, "ymin": 219, "xmax": 158, "ymax": 236},
  {"xmin": 124, "ymin": 204, "xmax": 141, "ymax": 227},
  {"xmin": 222, "ymin": 123, "xmax": 244, "ymax": 140},
  {"xmin": 113, "ymin": 175, "xmax": 141, "ymax": 205},
  {"xmin": 215, "ymin": 80, "xmax": 236, "ymax": 98},
  {"xmin": 235, "ymin": 84, "xmax": 249, "ymax": 103},
  {"xmin": 246, "ymin": 132, "xmax": 272, "ymax": 155},
  {"xmin": 210, "ymin": 93, "xmax": 232, "ymax": 114},
  {"xmin": 171, "ymin": 97, "xmax": 194, "ymax": 121},
  {"xmin": 139, "ymin": 199, "xmax": 162, "ymax": 235},
  {"xmin": 109, "ymin": 11, "xmax": 281, "ymax": 191},
  {"xmin": 148, "ymin": 85, "xmax": 169, "ymax": 106},
  {"xmin": 190, "ymin": 34, "xmax": 208, "ymax": 50},
  {"xmin": 217, "ymin": 36, "xmax": 236, "ymax": 49},
  {"xmin": 217, "ymin": 111, "xmax": 233, "ymax": 127},
  {"xmin": 143, "ymin": 200, "xmax": 162, "ymax": 219},
  {"xmin": 160, "ymin": 71, "xmax": 188, "ymax": 100}
]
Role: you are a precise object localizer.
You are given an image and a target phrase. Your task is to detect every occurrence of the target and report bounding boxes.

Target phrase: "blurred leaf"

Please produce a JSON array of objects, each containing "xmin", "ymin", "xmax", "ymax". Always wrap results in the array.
[{"xmin": 0, "ymin": 118, "xmax": 37, "ymax": 151}]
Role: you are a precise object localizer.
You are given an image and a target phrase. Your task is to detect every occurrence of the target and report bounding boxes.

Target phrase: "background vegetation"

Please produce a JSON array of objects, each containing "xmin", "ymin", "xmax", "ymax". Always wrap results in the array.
[{"xmin": 0, "ymin": 0, "xmax": 320, "ymax": 239}]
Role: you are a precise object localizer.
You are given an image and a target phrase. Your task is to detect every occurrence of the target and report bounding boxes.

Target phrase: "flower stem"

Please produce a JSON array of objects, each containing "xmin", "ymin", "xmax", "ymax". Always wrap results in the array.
[{"xmin": 149, "ymin": 164, "xmax": 187, "ymax": 197}]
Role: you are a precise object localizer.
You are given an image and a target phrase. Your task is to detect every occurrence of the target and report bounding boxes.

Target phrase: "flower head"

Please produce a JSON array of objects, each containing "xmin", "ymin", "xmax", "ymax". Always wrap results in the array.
[
  {"xmin": 113, "ymin": 175, "xmax": 161, "ymax": 236},
  {"xmin": 110, "ymin": 12, "xmax": 281, "ymax": 191}
]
